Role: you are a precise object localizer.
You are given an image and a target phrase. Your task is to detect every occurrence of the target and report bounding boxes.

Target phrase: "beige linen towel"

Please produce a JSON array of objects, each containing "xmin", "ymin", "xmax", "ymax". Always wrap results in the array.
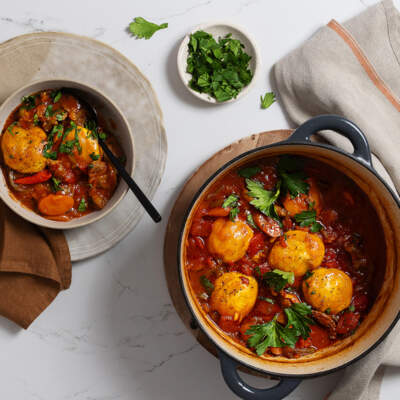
[{"xmin": 273, "ymin": 1, "xmax": 400, "ymax": 399}]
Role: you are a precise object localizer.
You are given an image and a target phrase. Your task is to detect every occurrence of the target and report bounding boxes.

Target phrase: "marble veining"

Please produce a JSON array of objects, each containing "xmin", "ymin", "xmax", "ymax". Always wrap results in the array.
[{"xmin": 0, "ymin": 0, "xmax": 397, "ymax": 399}]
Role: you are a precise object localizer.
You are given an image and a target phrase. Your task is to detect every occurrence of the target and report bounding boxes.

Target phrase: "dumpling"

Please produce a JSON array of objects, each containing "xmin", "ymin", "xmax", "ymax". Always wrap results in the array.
[
  {"xmin": 302, "ymin": 267, "xmax": 353, "ymax": 314},
  {"xmin": 208, "ymin": 218, "xmax": 253, "ymax": 263},
  {"xmin": 63, "ymin": 125, "xmax": 102, "ymax": 168},
  {"xmin": 210, "ymin": 272, "xmax": 258, "ymax": 322},
  {"xmin": 283, "ymin": 178, "xmax": 322, "ymax": 216},
  {"xmin": 268, "ymin": 230, "xmax": 325, "ymax": 276},
  {"xmin": 2, "ymin": 124, "xmax": 47, "ymax": 173}
]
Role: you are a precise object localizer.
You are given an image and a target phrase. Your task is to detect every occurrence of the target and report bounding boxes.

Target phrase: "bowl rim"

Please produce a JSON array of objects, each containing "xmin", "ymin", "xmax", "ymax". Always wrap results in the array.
[
  {"xmin": 177, "ymin": 20, "xmax": 261, "ymax": 104},
  {"xmin": 0, "ymin": 77, "xmax": 135, "ymax": 230},
  {"xmin": 177, "ymin": 140, "xmax": 400, "ymax": 378}
]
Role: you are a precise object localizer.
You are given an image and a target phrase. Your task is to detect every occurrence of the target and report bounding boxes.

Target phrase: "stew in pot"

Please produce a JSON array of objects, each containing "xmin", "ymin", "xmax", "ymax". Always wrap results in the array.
[{"xmin": 184, "ymin": 155, "xmax": 385, "ymax": 358}]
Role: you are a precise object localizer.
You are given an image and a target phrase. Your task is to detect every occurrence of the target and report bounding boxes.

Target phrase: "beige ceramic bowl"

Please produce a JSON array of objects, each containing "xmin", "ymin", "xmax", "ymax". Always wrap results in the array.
[{"xmin": 0, "ymin": 79, "xmax": 135, "ymax": 229}]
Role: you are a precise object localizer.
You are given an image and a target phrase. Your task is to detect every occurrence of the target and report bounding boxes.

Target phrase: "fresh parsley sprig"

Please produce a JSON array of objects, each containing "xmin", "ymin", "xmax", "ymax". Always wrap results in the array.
[
  {"xmin": 246, "ymin": 303, "xmax": 314, "ymax": 355},
  {"xmin": 260, "ymin": 92, "xmax": 276, "ymax": 109},
  {"xmin": 246, "ymin": 316, "xmax": 298, "ymax": 355},
  {"xmin": 129, "ymin": 17, "xmax": 168, "ymax": 39},
  {"xmin": 284, "ymin": 302, "xmax": 314, "ymax": 339},
  {"xmin": 245, "ymin": 179, "xmax": 281, "ymax": 221}
]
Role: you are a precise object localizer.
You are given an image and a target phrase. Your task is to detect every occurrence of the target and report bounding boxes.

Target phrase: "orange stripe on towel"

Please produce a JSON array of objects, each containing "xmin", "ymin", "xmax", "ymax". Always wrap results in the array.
[{"xmin": 328, "ymin": 19, "xmax": 400, "ymax": 112}]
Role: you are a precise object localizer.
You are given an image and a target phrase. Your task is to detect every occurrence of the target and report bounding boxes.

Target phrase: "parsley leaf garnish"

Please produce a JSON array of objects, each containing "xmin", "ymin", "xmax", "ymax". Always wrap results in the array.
[
  {"xmin": 200, "ymin": 276, "xmax": 214, "ymax": 295},
  {"xmin": 294, "ymin": 209, "xmax": 323, "ymax": 232},
  {"xmin": 264, "ymin": 269, "xmax": 295, "ymax": 292},
  {"xmin": 44, "ymin": 105, "xmax": 54, "ymax": 118},
  {"xmin": 78, "ymin": 198, "xmax": 87, "ymax": 212},
  {"xmin": 245, "ymin": 179, "xmax": 281, "ymax": 220},
  {"xmin": 246, "ymin": 212, "xmax": 258, "ymax": 229},
  {"xmin": 260, "ymin": 92, "xmax": 276, "ymax": 109},
  {"xmin": 348, "ymin": 304, "xmax": 355, "ymax": 312},
  {"xmin": 129, "ymin": 17, "xmax": 168, "ymax": 39},
  {"xmin": 51, "ymin": 124, "xmax": 63, "ymax": 139},
  {"xmin": 238, "ymin": 166, "xmax": 261, "ymax": 178},
  {"xmin": 258, "ymin": 296, "xmax": 275, "ymax": 304},
  {"xmin": 246, "ymin": 317, "xmax": 298, "ymax": 354},
  {"xmin": 304, "ymin": 270, "xmax": 314, "ymax": 280},
  {"xmin": 21, "ymin": 95, "xmax": 37, "ymax": 110},
  {"xmin": 7, "ymin": 122, "xmax": 17, "ymax": 136},
  {"xmin": 51, "ymin": 177, "xmax": 61, "ymax": 192},
  {"xmin": 33, "ymin": 113, "xmax": 39, "ymax": 126},
  {"xmin": 90, "ymin": 152, "xmax": 100, "ymax": 161},
  {"xmin": 222, "ymin": 194, "xmax": 239, "ymax": 208},
  {"xmin": 43, "ymin": 130, "xmax": 57, "ymax": 160},
  {"xmin": 187, "ymin": 30, "xmax": 253, "ymax": 102},
  {"xmin": 284, "ymin": 303, "xmax": 314, "ymax": 339},
  {"xmin": 56, "ymin": 111, "xmax": 66, "ymax": 121},
  {"xmin": 52, "ymin": 91, "xmax": 62, "ymax": 103},
  {"xmin": 222, "ymin": 194, "xmax": 240, "ymax": 221},
  {"xmin": 277, "ymin": 156, "xmax": 309, "ymax": 198}
]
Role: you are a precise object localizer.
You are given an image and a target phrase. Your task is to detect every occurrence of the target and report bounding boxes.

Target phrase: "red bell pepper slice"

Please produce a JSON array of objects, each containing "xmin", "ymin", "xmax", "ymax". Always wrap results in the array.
[{"xmin": 14, "ymin": 169, "xmax": 52, "ymax": 185}]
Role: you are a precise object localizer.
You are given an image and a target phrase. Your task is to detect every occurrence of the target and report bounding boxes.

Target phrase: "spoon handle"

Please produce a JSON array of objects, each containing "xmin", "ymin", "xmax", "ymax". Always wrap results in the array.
[{"xmin": 98, "ymin": 139, "xmax": 162, "ymax": 223}]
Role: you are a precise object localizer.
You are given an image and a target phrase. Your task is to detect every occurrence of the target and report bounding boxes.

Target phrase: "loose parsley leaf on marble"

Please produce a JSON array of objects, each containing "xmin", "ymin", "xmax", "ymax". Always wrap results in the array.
[
  {"xmin": 260, "ymin": 92, "xmax": 276, "ymax": 109},
  {"xmin": 129, "ymin": 17, "xmax": 168, "ymax": 39}
]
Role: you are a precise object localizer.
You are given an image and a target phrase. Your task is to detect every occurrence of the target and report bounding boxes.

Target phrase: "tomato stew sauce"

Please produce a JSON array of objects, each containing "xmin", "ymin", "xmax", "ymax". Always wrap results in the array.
[
  {"xmin": 185, "ymin": 156, "xmax": 385, "ymax": 358},
  {"xmin": 0, "ymin": 90, "xmax": 125, "ymax": 221}
]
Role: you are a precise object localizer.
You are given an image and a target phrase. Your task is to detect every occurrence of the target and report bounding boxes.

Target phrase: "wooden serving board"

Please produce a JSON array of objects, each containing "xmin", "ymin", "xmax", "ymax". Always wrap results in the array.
[{"xmin": 163, "ymin": 129, "xmax": 293, "ymax": 375}]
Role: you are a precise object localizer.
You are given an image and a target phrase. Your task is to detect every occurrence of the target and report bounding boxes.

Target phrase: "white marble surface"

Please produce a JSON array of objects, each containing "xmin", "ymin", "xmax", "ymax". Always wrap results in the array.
[{"xmin": 0, "ymin": 0, "xmax": 398, "ymax": 399}]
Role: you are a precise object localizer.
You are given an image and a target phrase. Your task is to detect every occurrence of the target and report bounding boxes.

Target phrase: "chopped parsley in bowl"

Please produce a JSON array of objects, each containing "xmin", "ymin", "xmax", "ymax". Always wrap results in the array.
[{"xmin": 177, "ymin": 23, "xmax": 261, "ymax": 104}]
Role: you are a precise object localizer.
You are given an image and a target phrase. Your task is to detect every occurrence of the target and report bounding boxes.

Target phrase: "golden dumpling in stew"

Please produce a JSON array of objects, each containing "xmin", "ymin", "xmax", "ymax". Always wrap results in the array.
[
  {"xmin": 283, "ymin": 178, "xmax": 322, "ymax": 216},
  {"xmin": 1, "ymin": 124, "xmax": 47, "ymax": 173},
  {"xmin": 268, "ymin": 230, "xmax": 325, "ymax": 277},
  {"xmin": 210, "ymin": 272, "xmax": 258, "ymax": 322},
  {"xmin": 302, "ymin": 267, "xmax": 353, "ymax": 314},
  {"xmin": 208, "ymin": 218, "xmax": 253, "ymax": 263},
  {"xmin": 63, "ymin": 125, "xmax": 102, "ymax": 168}
]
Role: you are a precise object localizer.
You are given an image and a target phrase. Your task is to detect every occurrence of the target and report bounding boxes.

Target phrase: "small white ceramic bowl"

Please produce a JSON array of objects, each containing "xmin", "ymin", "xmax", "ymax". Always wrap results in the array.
[
  {"xmin": 0, "ymin": 79, "xmax": 135, "ymax": 229},
  {"xmin": 177, "ymin": 21, "xmax": 261, "ymax": 104}
]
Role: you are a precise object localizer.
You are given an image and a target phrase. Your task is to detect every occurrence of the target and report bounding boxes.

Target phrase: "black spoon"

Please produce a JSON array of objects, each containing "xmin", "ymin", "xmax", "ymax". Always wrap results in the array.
[{"xmin": 62, "ymin": 88, "xmax": 162, "ymax": 223}]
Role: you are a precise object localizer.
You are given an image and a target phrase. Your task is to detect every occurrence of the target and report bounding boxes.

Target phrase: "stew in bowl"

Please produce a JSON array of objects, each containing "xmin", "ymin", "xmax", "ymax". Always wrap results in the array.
[{"xmin": 0, "ymin": 83, "xmax": 130, "ymax": 227}]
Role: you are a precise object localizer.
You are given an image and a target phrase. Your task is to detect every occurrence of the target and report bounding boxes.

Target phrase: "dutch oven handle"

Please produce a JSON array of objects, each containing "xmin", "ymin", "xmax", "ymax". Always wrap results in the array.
[
  {"xmin": 287, "ymin": 115, "xmax": 372, "ymax": 167},
  {"xmin": 218, "ymin": 349, "xmax": 302, "ymax": 400}
]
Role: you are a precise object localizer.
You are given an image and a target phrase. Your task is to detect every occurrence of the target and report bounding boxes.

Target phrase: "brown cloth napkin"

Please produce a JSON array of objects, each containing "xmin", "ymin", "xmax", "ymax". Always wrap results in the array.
[
  {"xmin": 273, "ymin": 1, "xmax": 400, "ymax": 399},
  {"xmin": 0, "ymin": 202, "xmax": 71, "ymax": 329}
]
